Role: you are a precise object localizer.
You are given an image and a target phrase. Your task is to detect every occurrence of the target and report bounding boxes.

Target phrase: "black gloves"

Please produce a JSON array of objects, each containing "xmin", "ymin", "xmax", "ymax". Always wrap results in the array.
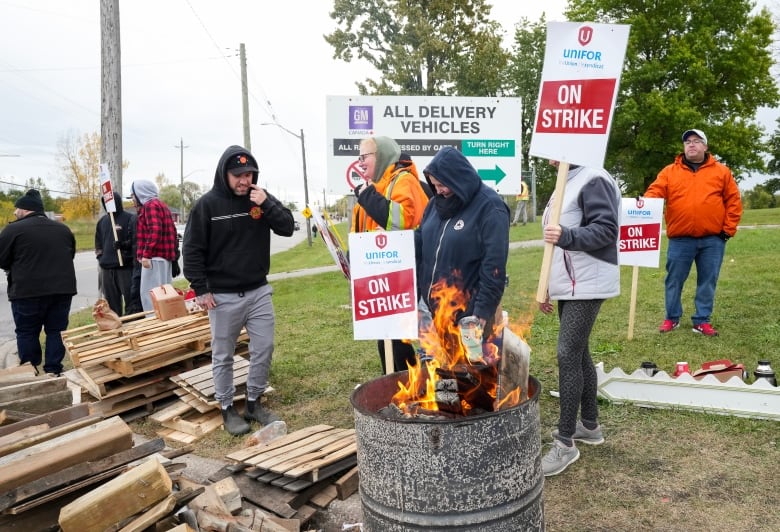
[
  {"xmin": 172, "ymin": 259, "xmax": 181, "ymax": 278},
  {"xmin": 719, "ymin": 231, "xmax": 731, "ymax": 242},
  {"xmin": 113, "ymin": 239, "xmax": 132, "ymax": 251},
  {"xmin": 354, "ymin": 183, "xmax": 364, "ymax": 198}
]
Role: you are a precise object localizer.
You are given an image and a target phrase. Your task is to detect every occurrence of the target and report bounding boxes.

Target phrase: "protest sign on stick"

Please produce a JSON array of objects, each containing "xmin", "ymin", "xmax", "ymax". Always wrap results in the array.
[{"xmin": 529, "ymin": 22, "xmax": 630, "ymax": 302}]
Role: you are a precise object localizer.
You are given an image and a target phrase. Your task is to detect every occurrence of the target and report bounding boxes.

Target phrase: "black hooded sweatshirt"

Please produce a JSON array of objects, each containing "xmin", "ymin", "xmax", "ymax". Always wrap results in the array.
[
  {"xmin": 95, "ymin": 198, "xmax": 135, "ymax": 269},
  {"xmin": 183, "ymin": 145, "xmax": 295, "ymax": 295}
]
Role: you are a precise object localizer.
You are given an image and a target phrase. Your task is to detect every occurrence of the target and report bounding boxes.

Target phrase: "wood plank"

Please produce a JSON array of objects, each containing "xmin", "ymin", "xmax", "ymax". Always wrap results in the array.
[
  {"xmin": 117, "ymin": 494, "xmax": 176, "ymax": 532},
  {"xmin": 0, "ymin": 364, "xmax": 38, "ymax": 383},
  {"xmin": 156, "ymin": 427, "xmax": 199, "ymax": 445},
  {"xmin": 308, "ymin": 484, "xmax": 338, "ymax": 509},
  {"xmin": 0, "ymin": 376, "xmax": 67, "ymax": 401},
  {"xmin": 231, "ymin": 474, "xmax": 298, "ymax": 519},
  {"xmin": 4, "ymin": 468, "xmax": 123, "ymax": 515},
  {"xmin": 0, "ymin": 439, "xmax": 165, "ymax": 513},
  {"xmin": 0, "ymin": 417, "xmax": 134, "ymax": 492},
  {"xmin": 0, "ymin": 403, "xmax": 86, "ymax": 438},
  {"xmin": 160, "ymin": 409, "xmax": 222, "ymax": 437},
  {"xmin": 58, "ymin": 457, "xmax": 173, "ymax": 532},
  {"xmin": 334, "ymin": 466, "xmax": 360, "ymax": 500},
  {"xmin": 279, "ymin": 440, "xmax": 357, "ymax": 478},
  {"xmin": 0, "ymin": 389, "xmax": 73, "ymax": 416},
  {"xmin": 226, "ymin": 424, "xmax": 336, "ymax": 463},
  {"xmin": 0, "ymin": 415, "xmax": 103, "ymax": 459},
  {"xmin": 149, "ymin": 400, "xmax": 194, "ymax": 423},
  {"xmin": 250, "ymin": 429, "xmax": 354, "ymax": 470}
]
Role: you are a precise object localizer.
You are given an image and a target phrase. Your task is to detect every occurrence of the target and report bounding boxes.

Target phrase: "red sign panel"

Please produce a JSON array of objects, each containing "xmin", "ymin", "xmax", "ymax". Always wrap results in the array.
[
  {"xmin": 353, "ymin": 268, "xmax": 415, "ymax": 321},
  {"xmin": 534, "ymin": 78, "xmax": 617, "ymax": 134},
  {"xmin": 620, "ymin": 224, "xmax": 661, "ymax": 252}
]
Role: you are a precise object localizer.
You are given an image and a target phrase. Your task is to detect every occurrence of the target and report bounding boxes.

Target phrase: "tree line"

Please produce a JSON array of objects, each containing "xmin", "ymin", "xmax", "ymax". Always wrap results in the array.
[{"xmin": 326, "ymin": 0, "xmax": 780, "ymax": 209}]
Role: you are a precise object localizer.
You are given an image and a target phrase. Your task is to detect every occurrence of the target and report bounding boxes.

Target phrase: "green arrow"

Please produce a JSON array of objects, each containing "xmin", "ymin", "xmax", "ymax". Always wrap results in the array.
[{"xmin": 478, "ymin": 165, "xmax": 507, "ymax": 185}]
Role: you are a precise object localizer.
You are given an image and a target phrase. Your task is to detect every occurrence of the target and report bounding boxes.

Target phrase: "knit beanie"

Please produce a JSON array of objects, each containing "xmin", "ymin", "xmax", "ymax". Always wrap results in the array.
[{"xmin": 14, "ymin": 189, "xmax": 44, "ymax": 212}]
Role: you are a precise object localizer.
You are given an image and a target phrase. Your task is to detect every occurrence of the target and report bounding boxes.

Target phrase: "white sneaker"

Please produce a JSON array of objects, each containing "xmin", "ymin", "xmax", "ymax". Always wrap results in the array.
[
  {"xmin": 552, "ymin": 420, "xmax": 605, "ymax": 445},
  {"xmin": 542, "ymin": 440, "xmax": 580, "ymax": 476}
]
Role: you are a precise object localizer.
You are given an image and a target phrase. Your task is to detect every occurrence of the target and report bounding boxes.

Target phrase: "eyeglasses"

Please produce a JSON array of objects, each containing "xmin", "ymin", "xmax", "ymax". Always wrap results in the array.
[
  {"xmin": 683, "ymin": 139, "xmax": 704, "ymax": 145},
  {"xmin": 358, "ymin": 152, "xmax": 376, "ymax": 162}
]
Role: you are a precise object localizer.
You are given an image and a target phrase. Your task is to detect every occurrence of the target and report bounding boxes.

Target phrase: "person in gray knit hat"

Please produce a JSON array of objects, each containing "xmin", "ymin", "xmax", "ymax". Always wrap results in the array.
[{"xmin": 0, "ymin": 189, "xmax": 77, "ymax": 376}]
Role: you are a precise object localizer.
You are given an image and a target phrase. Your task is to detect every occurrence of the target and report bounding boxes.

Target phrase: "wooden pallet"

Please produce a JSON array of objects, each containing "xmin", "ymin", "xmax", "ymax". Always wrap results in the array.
[
  {"xmin": 63, "ymin": 311, "xmax": 249, "ymax": 398},
  {"xmin": 63, "ymin": 311, "xmax": 210, "ymax": 368},
  {"xmin": 226, "ymin": 425, "xmax": 357, "ymax": 489},
  {"xmin": 170, "ymin": 356, "xmax": 251, "ymax": 404}
]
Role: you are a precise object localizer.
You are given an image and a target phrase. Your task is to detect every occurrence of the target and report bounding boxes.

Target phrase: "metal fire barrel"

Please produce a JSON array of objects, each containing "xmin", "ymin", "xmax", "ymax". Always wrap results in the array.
[{"xmin": 351, "ymin": 372, "xmax": 544, "ymax": 531}]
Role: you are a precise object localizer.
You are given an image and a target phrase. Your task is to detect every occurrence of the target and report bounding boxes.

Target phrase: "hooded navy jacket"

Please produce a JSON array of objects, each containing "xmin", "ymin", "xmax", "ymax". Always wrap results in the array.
[
  {"xmin": 415, "ymin": 147, "xmax": 510, "ymax": 324},
  {"xmin": 183, "ymin": 145, "xmax": 295, "ymax": 295}
]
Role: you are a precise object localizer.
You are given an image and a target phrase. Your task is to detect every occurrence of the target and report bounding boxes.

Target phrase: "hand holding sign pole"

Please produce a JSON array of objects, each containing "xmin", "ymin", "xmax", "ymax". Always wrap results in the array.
[
  {"xmin": 99, "ymin": 163, "xmax": 123, "ymax": 267},
  {"xmin": 536, "ymin": 161, "xmax": 569, "ymax": 303}
]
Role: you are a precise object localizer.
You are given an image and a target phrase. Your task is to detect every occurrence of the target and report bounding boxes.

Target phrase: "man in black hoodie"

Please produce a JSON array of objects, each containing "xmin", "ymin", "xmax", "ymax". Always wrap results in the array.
[
  {"xmin": 0, "ymin": 189, "xmax": 77, "ymax": 376},
  {"xmin": 95, "ymin": 198, "xmax": 139, "ymax": 315},
  {"xmin": 184, "ymin": 146, "xmax": 295, "ymax": 436}
]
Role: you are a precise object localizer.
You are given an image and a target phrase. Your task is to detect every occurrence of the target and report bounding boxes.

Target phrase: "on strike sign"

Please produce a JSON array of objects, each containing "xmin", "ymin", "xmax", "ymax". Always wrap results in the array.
[
  {"xmin": 619, "ymin": 197, "xmax": 664, "ymax": 267},
  {"xmin": 349, "ymin": 230, "xmax": 418, "ymax": 340},
  {"xmin": 529, "ymin": 22, "xmax": 630, "ymax": 168}
]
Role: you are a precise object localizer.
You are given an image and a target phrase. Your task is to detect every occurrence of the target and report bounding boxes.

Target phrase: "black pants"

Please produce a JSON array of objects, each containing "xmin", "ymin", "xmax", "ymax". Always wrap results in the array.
[
  {"xmin": 99, "ymin": 266, "xmax": 135, "ymax": 316},
  {"xmin": 377, "ymin": 339, "xmax": 417, "ymax": 374}
]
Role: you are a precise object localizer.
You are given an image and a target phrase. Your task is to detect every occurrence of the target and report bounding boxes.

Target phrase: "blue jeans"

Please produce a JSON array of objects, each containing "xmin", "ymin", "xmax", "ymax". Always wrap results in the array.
[
  {"xmin": 664, "ymin": 236, "xmax": 725, "ymax": 326},
  {"xmin": 11, "ymin": 294, "xmax": 72, "ymax": 374}
]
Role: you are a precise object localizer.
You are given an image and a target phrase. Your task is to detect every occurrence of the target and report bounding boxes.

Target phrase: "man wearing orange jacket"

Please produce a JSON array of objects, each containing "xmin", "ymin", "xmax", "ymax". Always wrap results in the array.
[
  {"xmin": 644, "ymin": 129, "xmax": 742, "ymax": 337},
  {"xmin": 352, "ymin": 136, "xmax": 429, "ymax": 372}
]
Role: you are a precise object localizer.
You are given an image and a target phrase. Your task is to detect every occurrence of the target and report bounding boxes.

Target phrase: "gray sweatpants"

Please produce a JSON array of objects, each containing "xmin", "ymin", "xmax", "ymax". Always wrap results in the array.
[{"xmin": 209, "ymin": 284, "xmax": 275, "ymax": 408}]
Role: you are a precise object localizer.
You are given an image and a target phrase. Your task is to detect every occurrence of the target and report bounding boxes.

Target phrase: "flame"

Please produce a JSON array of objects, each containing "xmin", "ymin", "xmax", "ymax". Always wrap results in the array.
[{"xmin": 391, "ymin": 279, "xmax": 528, "ymax": 415}]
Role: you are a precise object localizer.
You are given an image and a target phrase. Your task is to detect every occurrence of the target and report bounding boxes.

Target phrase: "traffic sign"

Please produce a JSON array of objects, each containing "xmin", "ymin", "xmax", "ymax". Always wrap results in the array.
[{"xmin": 327, "ymin": 96, "xmax": 522, "ymax": 195}]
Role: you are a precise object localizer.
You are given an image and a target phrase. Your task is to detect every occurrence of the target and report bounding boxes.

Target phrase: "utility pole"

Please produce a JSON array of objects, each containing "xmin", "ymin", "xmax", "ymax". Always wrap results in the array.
[
  {"xmin": 299, "ymin": 129, "xmax": 312, "ymax": 246},
  {"xmin": 100, "ymin": 0, "xmax": 123, "ymax": 197},
  {"xmin": 175, "ymin": 138, "xmax": 189, "ymax": 222},
  {"xmin": 259, "ymin": 122, "xmax": 312, "ymax": 246},
  {"xmin": 240, "ymin": 43, "xmax": 251, "ymax": 150}
]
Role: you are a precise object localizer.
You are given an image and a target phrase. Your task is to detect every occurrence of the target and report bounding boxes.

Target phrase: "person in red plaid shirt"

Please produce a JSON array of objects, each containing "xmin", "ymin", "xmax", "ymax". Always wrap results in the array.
[{"xmin": 129, "ymin": 179, "xmax": 178, "ymax": 312}]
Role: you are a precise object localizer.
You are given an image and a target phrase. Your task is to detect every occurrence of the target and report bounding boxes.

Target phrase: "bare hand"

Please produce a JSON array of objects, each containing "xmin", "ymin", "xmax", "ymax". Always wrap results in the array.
[
  {"xmin": 539, "ymin": 297, "xmax": 554, "ymax": 314},
  {"xmin": 196, "ymin": 292, "xmax": 217, "ymax": 310},
  {"xmin": 249, "ymin": 184, "xmax": 267, "ymax": 206},
  {"xmin": 140, "ymin": 258, "xmax": 151, "ymax": 269},
  {"xmin": 543, "ymin": 224, "xmax": 562, "ymax": 245}
]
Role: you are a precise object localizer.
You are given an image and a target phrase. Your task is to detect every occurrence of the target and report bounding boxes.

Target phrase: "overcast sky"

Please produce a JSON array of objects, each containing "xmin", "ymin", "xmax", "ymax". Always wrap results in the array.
[{"xmin": 1, "ymin": 1, "xmax": 776, "ymax": 205}]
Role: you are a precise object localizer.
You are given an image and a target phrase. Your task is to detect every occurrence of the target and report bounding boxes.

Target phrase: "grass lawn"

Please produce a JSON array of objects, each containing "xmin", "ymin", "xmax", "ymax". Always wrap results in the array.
[{"xmin": 69, "ymin": 208, "xmax": 780, "ymax": 530}]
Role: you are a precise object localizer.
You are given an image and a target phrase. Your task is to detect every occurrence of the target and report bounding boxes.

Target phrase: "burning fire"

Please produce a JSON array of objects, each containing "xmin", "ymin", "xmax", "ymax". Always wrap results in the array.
[{"xmin": 391, "ymin": 279, "xmax": 530, "ymax": 416}]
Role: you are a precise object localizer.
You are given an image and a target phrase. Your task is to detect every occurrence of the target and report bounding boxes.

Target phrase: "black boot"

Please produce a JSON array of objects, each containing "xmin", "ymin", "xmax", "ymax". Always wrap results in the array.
[
  {"xmin": 244, "ymin": 400, "xmax": 281, "ymax": 425},
  {"xmin": 221, "ymin": 405, "xmax": 250, "ymax": 436}
]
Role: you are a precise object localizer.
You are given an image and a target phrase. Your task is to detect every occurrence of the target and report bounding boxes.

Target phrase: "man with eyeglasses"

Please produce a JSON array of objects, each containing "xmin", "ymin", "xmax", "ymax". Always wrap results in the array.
[
  {"xmin": 183, "ymin": 146, "xmax": 295, "ymax": 435},
  {"xmin": 351, "ymin": 136, "xmax": 430, "ymax": 373},
  {"xmin": 643, "ymin": 129, "xmax": 742, "ymax": 337}
]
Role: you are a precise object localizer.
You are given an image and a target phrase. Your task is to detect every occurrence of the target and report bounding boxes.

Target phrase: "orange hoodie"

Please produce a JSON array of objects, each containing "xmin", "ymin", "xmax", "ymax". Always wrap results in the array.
[{"xmin": 645, "ymin": 154, "xmax": 742, "ymax": 238}]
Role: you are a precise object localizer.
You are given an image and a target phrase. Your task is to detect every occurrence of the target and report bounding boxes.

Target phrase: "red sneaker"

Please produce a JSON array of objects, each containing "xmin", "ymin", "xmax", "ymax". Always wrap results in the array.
[
  {"xmin": 692, "ymin": 323, "xmax": 719, "ymax": 337},
  {"xmin": 658, "ymin": 319, "xmax": 679, "ymax": 333}
]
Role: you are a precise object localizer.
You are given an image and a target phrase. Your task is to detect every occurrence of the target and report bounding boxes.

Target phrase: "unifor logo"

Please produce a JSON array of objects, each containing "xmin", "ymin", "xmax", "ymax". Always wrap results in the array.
[
  {"xmin": 375, "ymin": 233, "xmax": 387, "ymax": 249},
  {"xmin": 578, "ymin": 25, "xmax": 593, "ymax": 46},
  {"xmin": 636, "ymin": 197, "xmax": 645, "ymax": 209}
]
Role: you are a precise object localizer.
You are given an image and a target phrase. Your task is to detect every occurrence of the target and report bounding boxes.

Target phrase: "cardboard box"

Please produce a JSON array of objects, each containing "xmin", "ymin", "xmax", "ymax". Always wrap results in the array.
[
  {"xmin": 150, "ymin": 284, "xmax": 188, "ymax": 321},
  {"xmin": 692, "ymin": 359, "xmax": 745, "ymax": 383}
]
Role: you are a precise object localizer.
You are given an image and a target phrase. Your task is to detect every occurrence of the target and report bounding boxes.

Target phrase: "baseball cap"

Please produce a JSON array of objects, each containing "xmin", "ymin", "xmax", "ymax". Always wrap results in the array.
[
  {"xmin": 226, "ymin": 152, "xmax": 258, "ymax": 175},
  {"xmin": 682, "ymin": 129, "xmax": 707, "ymax": 145}
]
